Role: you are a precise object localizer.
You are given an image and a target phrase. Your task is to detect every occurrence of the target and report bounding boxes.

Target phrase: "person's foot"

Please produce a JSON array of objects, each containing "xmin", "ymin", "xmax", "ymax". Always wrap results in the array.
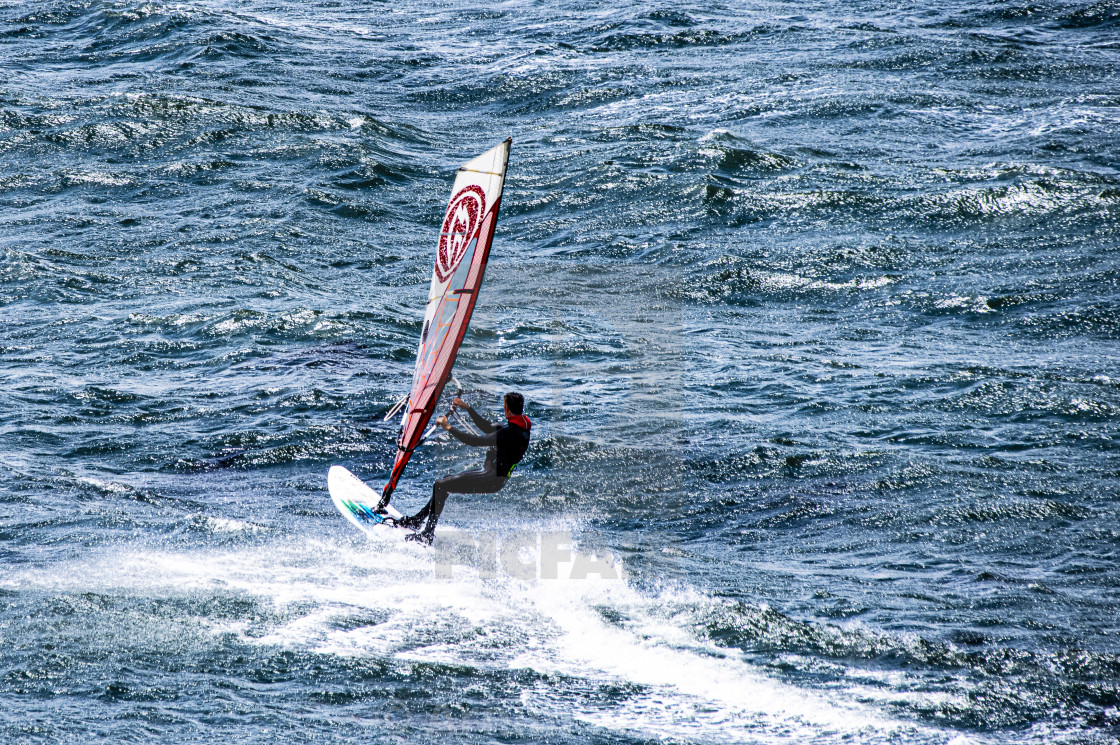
[
  {"xmin": 397, "ymin": 513, "xmax": 423, "ymax": 530},
  {"xmin": 405, "ymin": 531, "xmax": 433, "ymax": 546}
]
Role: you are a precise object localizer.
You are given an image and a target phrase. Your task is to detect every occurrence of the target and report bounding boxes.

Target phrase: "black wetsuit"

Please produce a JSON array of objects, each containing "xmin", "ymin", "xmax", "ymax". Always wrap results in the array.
[{"xmin": 405, "ymin": 402, "xmax": 531, "ymax": 539}]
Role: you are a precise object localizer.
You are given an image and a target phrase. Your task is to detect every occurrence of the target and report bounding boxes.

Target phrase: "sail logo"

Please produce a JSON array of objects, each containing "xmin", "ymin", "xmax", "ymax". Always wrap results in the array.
[{"xmin": 436, "ymin": 185, "xmax": 486, "ymax": 282}]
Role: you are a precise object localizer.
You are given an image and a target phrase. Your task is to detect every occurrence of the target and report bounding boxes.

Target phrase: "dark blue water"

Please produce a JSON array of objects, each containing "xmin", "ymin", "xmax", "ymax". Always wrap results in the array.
[{"xmin": 2, "ymin": 1, "xmax": 1119, "ymax": 742}]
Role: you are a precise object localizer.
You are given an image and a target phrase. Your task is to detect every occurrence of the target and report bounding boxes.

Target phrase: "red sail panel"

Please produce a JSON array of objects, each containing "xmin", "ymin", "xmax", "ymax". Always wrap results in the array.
[{"xmin": 381, "ymin": 139, "xmax": 511, "ymax": 503}]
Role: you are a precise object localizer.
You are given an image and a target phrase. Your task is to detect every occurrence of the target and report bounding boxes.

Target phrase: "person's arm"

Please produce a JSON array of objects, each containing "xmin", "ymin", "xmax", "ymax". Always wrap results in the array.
[
  {"xmin": 454, "ymin": 398, "xmax": 497, "ymax": 434},
  {"xmin": 436, "ymin": 414, "xmax": 497, "ymax": 447},
  {"xmin": 446, "ymin": 426, "xmax": 497, "ymax": 448}
]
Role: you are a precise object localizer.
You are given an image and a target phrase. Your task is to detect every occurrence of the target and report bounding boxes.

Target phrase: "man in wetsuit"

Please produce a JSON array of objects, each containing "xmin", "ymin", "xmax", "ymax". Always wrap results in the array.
[{"xmin": 399, "ymin": 391, "xmax": 531, "ymax": 545}]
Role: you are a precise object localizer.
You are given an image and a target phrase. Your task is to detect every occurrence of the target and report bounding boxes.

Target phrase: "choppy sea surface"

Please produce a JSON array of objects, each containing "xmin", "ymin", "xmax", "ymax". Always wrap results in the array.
[{"xmin": 2, "ymin": 1, "xmax": 1119, "ymax": 742}]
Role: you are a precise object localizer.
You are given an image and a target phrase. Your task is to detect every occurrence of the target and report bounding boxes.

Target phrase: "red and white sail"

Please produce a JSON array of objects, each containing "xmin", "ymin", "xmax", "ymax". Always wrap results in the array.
[{"xmin": 382, "ymin": 138, "xmax": 511, "ymax": 503}]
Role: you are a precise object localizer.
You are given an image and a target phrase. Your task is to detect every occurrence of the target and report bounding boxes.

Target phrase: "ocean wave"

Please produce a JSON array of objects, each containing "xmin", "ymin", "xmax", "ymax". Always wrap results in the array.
[
  {"xmin": 957, "ymin": 0, "xmax": 1120, "ymax": 30},
  {"xmin": 172, "ymin": 423, "xmax": 381, "ymax": 472},
  {"xmin": 684, "ymin": 162, "xmax": 1119, "ymax": 232},
  {"xmin": 588, "ymin": 27, "xmax": 743, "ymax": 52},
  {"xmin": 675, "ymin": 254, "xmax": 900, "ymax": 304},
  {"xmin": 698, "ymin": 129, "xmax": 798, "ymax": 174},
  {"xmin": 1021, "ymin": 300, "xmax": 1120, "ymax": 340},
  {"xmin": 939, "ymin": 377, "xmax": 1120, "ymax": 422},
  {"xmin": 704, "ymin": 601, "xmax": 1120, "ymax": 733},
  {"xmin": 920, "ymin": 178, "xmax": 1118, "ymax": 222}
]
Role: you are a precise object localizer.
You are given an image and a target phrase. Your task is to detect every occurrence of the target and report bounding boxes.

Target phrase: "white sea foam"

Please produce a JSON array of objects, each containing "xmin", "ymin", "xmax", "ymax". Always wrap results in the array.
[
  {"xmin": 76, "ymin": 475, "xmax": 134, "ymax": 494},
  {"xmin": 200, "ymin": 516, "xmax": 267, "ymax": 534},
  {"xmin": 2, "ymin": 531, "xmax": 979, "ymax": 744},
  {"xmin": 756, "ymin": 270, "xmax": 898, "ymax": 294}
]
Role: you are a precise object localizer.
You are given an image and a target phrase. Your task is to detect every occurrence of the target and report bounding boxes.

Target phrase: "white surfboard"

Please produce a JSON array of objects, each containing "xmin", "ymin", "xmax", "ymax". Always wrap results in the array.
[{"xmin": 328, "ymin": 465, "xmax": 406, "ymax": 539}]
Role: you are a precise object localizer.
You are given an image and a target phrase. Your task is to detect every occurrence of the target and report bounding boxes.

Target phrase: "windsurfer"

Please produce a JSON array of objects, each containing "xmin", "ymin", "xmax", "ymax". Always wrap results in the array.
[{"xmin": 399, "ymin": 392, "xmax": 531, "ymax": 544}]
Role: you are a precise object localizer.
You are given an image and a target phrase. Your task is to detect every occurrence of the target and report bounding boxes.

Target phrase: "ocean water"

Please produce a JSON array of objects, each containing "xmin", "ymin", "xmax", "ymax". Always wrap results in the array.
[{"xmin": 2, "ymin": 0, "xmax": 1119, "ymax": 742}]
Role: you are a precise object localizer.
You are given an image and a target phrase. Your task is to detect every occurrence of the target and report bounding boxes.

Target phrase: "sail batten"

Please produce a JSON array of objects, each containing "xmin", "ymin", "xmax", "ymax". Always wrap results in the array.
[{"xmin": 381, "ymin": 138, "xmax": 512, "ymax": 504}]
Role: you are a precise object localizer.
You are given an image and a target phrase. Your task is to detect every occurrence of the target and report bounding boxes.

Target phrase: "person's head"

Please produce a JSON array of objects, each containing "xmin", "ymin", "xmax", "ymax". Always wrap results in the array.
[{"xmin": 503, "ymin": 391, "xmax": 524, "ymax": 417}]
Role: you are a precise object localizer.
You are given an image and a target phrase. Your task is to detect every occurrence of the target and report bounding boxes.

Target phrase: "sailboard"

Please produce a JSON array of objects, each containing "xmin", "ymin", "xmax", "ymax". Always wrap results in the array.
[
  {"xmin": 328, "ymin": 138, "xmax": 512, "ymax": 529},
  {"xmin": 329, "ymin": 465, "xmax": 405, "ymax": 538}
]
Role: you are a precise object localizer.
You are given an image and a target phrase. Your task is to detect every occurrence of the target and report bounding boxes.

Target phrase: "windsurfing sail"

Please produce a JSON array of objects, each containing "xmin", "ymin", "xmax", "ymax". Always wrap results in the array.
[{"xmin": 380, "ymin": 138, "xmax": 512, "ymax": 506}]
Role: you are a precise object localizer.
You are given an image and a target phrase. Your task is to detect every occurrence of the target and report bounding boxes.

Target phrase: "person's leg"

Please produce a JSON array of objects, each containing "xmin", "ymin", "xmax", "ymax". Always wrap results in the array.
[
  {"xmin": 410, "ymin": 470, "xmax": 506, "ymax": 542},
  {"xmin": 398, "ymin": 499, "xmax": 431, "ymax": 529},
  {"xmin": 399, "ymin": 478, "xmax": 451, "ymax": 530}
]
